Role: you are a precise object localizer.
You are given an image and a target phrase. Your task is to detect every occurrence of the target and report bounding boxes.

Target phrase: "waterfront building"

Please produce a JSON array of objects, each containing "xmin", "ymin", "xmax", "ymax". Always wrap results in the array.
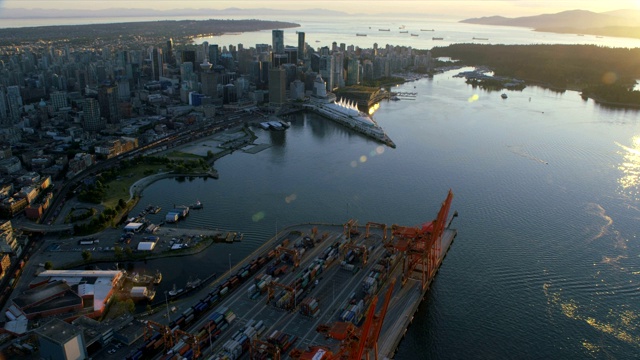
[
  {"xmin": 269, "ymin": 66, "xmax": 286, "ymax": 107},
  {"xmin": 290, "ymin": 79, "xmax": 305, "ymax": 100},
  {"xmin": 37, "ymin": 318, "xmax": 88, "ymax": 360},
  {"xmin": 346, "ymin": 57, "xmax": 361, "ymax": 86}
]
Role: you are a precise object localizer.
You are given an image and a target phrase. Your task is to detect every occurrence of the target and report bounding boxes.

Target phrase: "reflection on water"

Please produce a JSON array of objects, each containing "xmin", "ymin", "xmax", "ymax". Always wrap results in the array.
[{"xmin": 616, "ymin": 137, "xmax": 640, "ymax": 202}]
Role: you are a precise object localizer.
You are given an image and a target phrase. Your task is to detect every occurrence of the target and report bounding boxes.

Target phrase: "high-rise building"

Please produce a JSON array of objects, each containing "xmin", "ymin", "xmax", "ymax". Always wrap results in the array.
[
  {"xmin": 6, "ymin": 86, "xmax": 22, "ymax": 123},
  {"xmin": 82, "ymin": 97, "xmax": 104, "ymax": 131},
  {"xmin": 200, "ymin": 71, "xmax": 217, "ymax": 98},
  {"xmin": 98, "ymin": 84, "xmax": 120, "ymax": 124},
  {"xmin": 297, "ymin": 32, "xmax": 306, "ymax": 61},
  {"xmin": 0, "ymin": 87, "xmax": 8, "ymax": 125},
  {"xmin": 319, "ymin": 55, "xmax": 334, "ymax": 91},
  {"xmin": 269, "ymin": 66, "xmax": 286, "ymax": 107},
  {"xmin": 150, "ymin": 47, "xmax": 163, "ymax": 80},
  {"xmin": 284, "ymin": 47, "xmax": 298, "ymax": 65},
  {"xmin": 346, "ymin": 58, "xmax": 360, "ymax": 86},
  {"xmin": 272, "ymin": 30, "xmax": 285, "ymax": 55},
  {"xmin": 166, "ymin": 38, "xmax": 174, "ymax": 65},
  {"xmin": 209, "ymin": 44, "xmax": 219, "ymax": 66},
  {"xmin": 50, "ymin": 91, "xmax": 68, "ymax": 111},
  {"xmin": 332, "ymin": 52, "xmax": 345, "ymax": 88},
  {"xmin": 200, "ymin": 42, "xmax": 212, "ymax": 71}
]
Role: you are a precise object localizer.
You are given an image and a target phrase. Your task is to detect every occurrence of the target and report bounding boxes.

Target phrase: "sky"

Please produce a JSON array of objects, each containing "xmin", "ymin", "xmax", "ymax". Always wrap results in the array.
[{"xmin": 2, "ymin": 0, "xmax": 639, "ymax": 17}]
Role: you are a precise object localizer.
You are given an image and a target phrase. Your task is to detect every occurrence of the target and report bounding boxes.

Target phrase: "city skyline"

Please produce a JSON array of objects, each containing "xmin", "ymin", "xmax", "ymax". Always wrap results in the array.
[{"xmin": 1, "ymin": 0, "xmax": 639, "ymax": 18}]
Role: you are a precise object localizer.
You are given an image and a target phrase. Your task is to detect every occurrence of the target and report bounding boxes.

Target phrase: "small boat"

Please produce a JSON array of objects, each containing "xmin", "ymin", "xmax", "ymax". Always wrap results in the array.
[
  {"xmin": 501, "ymin": 93, "xmax": 508, "ymax": 99},
  {"xmin": 421, "ymin": 29, "xmax": 434, "ymax": 31},
  {"xmin": 168, "ymin": 284, "xmax": 183, "ymax": 297},
  {"xmin": 315, "ymin": 40, "xmax": 320, "ymax": 43},
  {"xmin": 186, "ymin": 277, "xmax": 202, "ymax": 289},
  {"xmin": 432, "ymin": 37, "xmax": 444, "ymax": 40},
  {"xmin": 473, "ymin": 37, "xmax": 489, "ymax": 40},
  {"xmin": 411, "ymin": 34, "xmax": 419, "ymax": 37},
  {"xmin": 190, "ymin": 200, "xmax": 203, "ymax": 210},
  {"xmin": 153, "ymin": 270, "xmax": 162, "ymax": 285},
  {"xmin": 379, "ymin": 28, "xmax": 390, "ymax": 31},
  {"xmin": 399, "ymin": 31, "xmax": 408, "ymax": 33},
  {"xmin": 356, "ymin": 33, "xmax": 367, "ymax": 37}
]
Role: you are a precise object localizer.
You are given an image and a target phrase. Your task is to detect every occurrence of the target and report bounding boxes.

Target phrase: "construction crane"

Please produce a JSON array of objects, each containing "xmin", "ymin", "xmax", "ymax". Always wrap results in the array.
[
  {"xmin": 364, "ymin": 222, "xmax": 388, "ymax": 241},
  {"xmin": 311, "ymin": 226, "xmax": 318, "ymax": 241},
  {"xmin": 276, "ymin": 247, "xmax": 300, "ymax": 268},
  {"xmin": 145, "ymin": 320, "xmax": 174, "ymax": 352},
  {"xmin": 251, "ymin": 338, "xmax": 281, "ymax": 360},
  {"xmin": 173, "ymin": 328, "xmax": 201, "ymax": 359},
  {"xmin": 391, "ymin": 190, "xmax": 454, "ymax": 289},
  {"xmin": 342, "ymin": 243, "xmax": 369, "ymax": 265}
]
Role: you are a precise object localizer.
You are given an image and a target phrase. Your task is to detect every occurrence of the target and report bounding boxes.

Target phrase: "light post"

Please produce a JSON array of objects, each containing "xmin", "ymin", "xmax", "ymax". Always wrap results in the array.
[{"xmin": 164, "ymin": 290, "xmax": 170, "ymax": 323}]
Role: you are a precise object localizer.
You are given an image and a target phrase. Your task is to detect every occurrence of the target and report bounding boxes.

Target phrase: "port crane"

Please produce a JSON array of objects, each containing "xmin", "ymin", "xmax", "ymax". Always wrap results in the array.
[
  {"xmin": 266, "ymin": 281, "xmax": 297, "ymax": 310},
  {"xmin": 391, "ymin": 190, "xmax": 454, "ymax": 289},
  {"xmin": 291, "ymin": 279, "xmax": 395, "ymax": 360},
  {"xmin": 145, "ymin": 320, "xmax": 174, "ymax": 352},
  {"xmin": 342, "ymin": 243, "xmax": 369, "ymax": 265},
  {"xmin": 173, "ymin": 328, "xmax": 201, "ymax": 359},
  {"xmin": 251, "ymin": 338, "xmax": 281, "ymax": 360},
  {"xmin": 364, "ymin": 222, "xmax": 388, "ymax": 241},
  {"xmin": 276, "ymin": 247, "xmax": 300, "ymax": 268},
  {"xmin": 343, "ymin": 219, "xmax": 359, "ymax": 240}
]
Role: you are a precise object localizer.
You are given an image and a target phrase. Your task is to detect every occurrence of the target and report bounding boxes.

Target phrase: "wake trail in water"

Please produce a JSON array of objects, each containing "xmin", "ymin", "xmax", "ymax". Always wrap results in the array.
[{"xmin": 507, "ymin": 145, "xmax": 549, "ymax": 165}]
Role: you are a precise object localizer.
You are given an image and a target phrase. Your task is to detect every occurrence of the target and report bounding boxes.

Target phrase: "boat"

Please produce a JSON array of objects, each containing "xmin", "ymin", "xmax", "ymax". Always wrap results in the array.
[
  {"xmin": 399, "ymin": 31, "xmax": 408, "ymax": 33},
  {"xmin": 153, "ymin": 270, "xmax": 162, "ymax": 285},
  {"xmin": 305, "ymin": 98, "xmax": 395, "ymax": 148},
  {"xmin": 130, "ymin": 286, "xmax": 156, "ymax": 301},
  {"xmin": 356, "ymin": 33, "xmax": 367, "ymax": 37},
  {"xmin": 168, "ymin": 284, "xmax": 183, "ymax": 297},
  {"xmin": 186, "ymin": 277, "xmax": 202, "ymax": 289},
  {"xmin": 379, "ymin": 28, "xmax": 390, "ymax": 31},
  {"xmin": 501, "ymin": 93, "xmax": 508, "ymax": 99},
  {"xmin": 399, "ymin": 25, "xmax": 405, "ymax": 29},
  {"xmin": 190, "ymin": 200, "xmax": 203, "ymax": 210},
  {"xmin": 421, "ymin": 29, "xmax": 434, "ymax": 31},
  {"xmin": 473, "ymin": 37, "xmax": 489, "ymax": 40},
  {"xmin": 432, "ymin": 37, "xmax": 444, "ymax": 40},
  {"xmin": 411, "ymin": 34, "xmax": 419, "ymax": 37},
  {"xmin": 151, "ymin": 206, "xmax": 161, "ymax": 214},
  {"xmin": 315, "ymin": 40, "xmax": 320, "ymax": 43}
]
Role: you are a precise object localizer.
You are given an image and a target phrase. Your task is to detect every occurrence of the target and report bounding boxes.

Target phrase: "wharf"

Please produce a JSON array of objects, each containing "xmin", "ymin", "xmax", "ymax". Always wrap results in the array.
[{"xmin": 143, "ymin": 217, "xmax": 457, "ymax": 359}]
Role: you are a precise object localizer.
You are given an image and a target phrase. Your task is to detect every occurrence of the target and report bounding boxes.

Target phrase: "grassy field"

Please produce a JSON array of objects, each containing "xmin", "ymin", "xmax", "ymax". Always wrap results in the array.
[{"xmin": 102, "ymin": 164, "xmax": 166, "ymax": 209}]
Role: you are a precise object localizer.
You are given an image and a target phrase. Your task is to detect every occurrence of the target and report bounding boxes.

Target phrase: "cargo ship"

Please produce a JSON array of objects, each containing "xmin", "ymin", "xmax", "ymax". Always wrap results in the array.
[{"xmin": 129, "ymin": 191, "xmax": 456, "ymax": 360}]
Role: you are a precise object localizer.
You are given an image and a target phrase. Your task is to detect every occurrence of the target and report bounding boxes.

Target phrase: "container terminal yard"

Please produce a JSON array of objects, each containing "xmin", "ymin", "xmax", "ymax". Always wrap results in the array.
[{"xmin": 132, "ymin": 190, "xmax": 456, "ymax": 360}]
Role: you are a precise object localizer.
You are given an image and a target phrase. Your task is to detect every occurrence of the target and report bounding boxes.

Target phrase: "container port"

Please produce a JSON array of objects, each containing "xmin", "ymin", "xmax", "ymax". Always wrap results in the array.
[{"xmin": 131, "ymin": 190, "xmax": 457, "ymax": 360}]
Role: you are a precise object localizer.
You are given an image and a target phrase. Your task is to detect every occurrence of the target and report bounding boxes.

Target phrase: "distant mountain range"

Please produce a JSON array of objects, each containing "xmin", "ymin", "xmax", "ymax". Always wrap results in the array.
[
  {"xmin": 460, "ymin": 9, "xmax": 640, "ymax": 39},
  {"xmin": 461, "ymin": 9, "xmax": 640, "ymax": 28},
  {"xmin": 0, "ymin": 7, "xmax": 350, "ymax": 19}
]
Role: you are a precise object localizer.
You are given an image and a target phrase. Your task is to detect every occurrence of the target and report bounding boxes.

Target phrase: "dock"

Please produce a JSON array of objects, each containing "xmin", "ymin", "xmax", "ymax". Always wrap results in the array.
[{"xmin": 133, "ymin": 191, "xmax": 456, "ymax": 360}]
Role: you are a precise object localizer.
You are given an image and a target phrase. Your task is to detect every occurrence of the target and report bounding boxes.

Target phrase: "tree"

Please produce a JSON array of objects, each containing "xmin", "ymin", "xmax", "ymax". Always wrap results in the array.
[
  {"xmin": 44, "ymin": 261, "xmax": 53, "ymax": 270},
  {"xmin": 114, "ymin": 246, "xmax": 123, "ymax": 260},
  {"xmin": 81, "ymin": 250, "xmax": 92, "ymax": 262},
  {"xmin": 125, "ymin": 247, "xmax": 133, "ymax": 258},
  {"xmin": 125, "ymin": 299, "xmax": 135, "ymax": 313}
]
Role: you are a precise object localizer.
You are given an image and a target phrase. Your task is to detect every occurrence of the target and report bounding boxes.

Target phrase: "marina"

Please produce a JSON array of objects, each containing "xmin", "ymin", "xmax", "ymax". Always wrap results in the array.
[{"xmin": 129, "ymin": 191, "xmax": 457, "ymax": 360}]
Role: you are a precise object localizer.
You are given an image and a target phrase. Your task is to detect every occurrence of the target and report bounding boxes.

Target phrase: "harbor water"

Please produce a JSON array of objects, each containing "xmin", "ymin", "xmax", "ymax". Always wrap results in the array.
[{"xmin": 131, "ymin": 69, "xmax": 640, "ymax": 358}]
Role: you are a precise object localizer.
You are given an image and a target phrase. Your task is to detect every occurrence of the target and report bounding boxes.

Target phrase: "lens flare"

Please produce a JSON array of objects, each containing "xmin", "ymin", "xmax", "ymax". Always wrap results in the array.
[
  {"xmin": 252, "ymin": 211, "xmax": 265, "ymax": 222},
  {"xmin": 468, "ymin": 94, "xmax": 479, "ymax": 103},
  {"xmin": 284, "ymin": 193, "xmax": 297, "ymax": 204},
  {"xmin": 602, "ymin": 71, "xmax": 617, "ymax": 85},
  {"xmin": 359, "ymin": 155, "xmax": 367, "ymax": 163}
]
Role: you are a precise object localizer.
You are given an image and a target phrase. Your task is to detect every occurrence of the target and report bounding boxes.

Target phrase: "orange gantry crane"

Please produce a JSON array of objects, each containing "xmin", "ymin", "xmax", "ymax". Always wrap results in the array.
[
  {"xmin": 364, "ymin": 222, "xmax": 388, "ymax": 241},
  {"xmin": 343, "ymin": 219, "xmax": 359, "ymax": 240},
  {"xmin": 342, "ymin": 243, "xmax": 369, "ymax": 265},
  {"xmin": 251, "ymin": 338, "xmax": 281, "ymax": 360},
  {"xmin": 145, "ymin": 320, "xmax": 174, "ymax": 352},
  {"xmin": 276, "ymin": 247, "xmax": 300, "ymax": 268},
  {"xmin": 173, "ymin": 328, "xmax": 201, "ymax": 359},
  {"xmin": 266, "ymin": 280, "xmax": 297, "ymax": 310},
  {"xmin": 291, "ymin": 279, "xmax": 396, "ymax": 360},
  {"xmin": 391, "ymin": 189, "xmax": 454, "ymax": 289}
]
